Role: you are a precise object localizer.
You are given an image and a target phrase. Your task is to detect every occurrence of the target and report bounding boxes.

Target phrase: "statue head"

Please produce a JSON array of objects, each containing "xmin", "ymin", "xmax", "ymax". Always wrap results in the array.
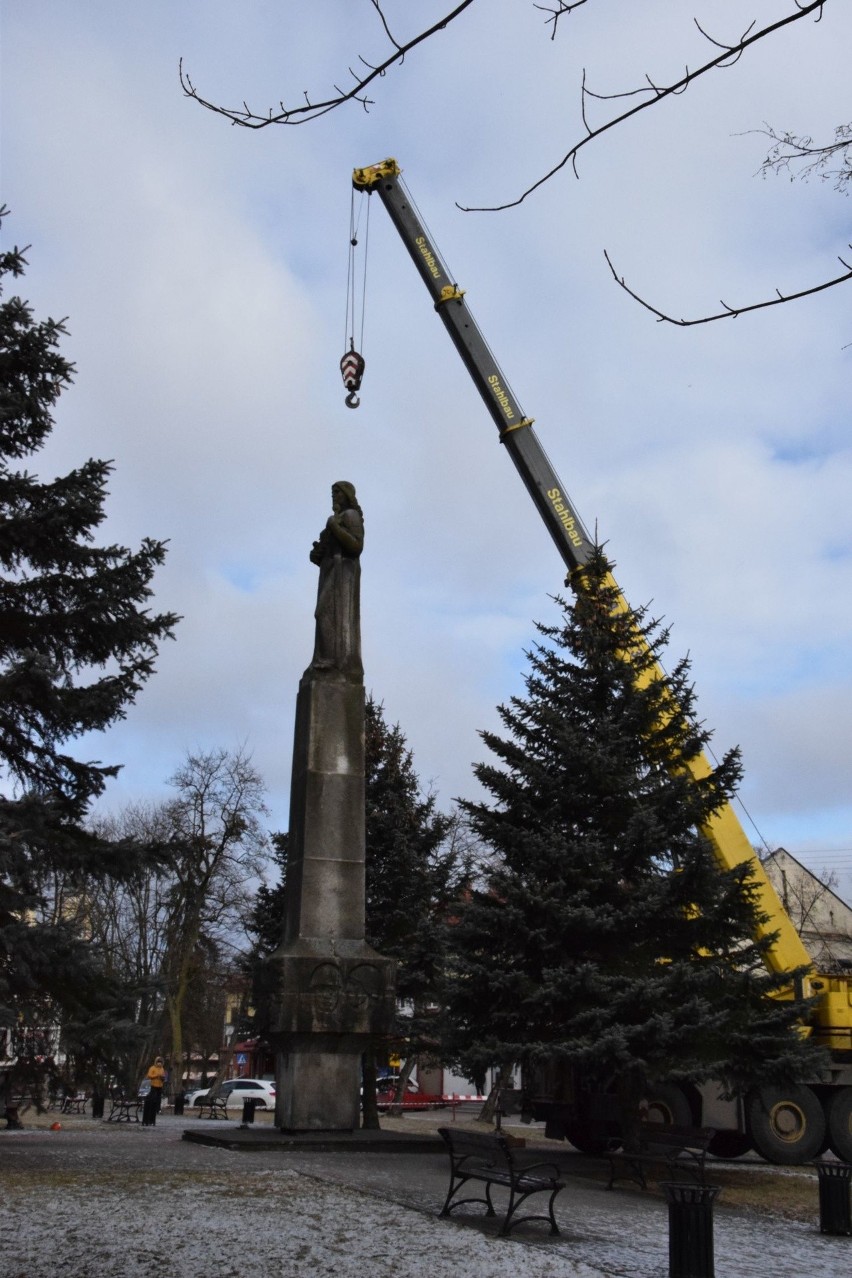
[{"xmin": 332, "ymin": 481, "xmax": 358, "ymax": 513}]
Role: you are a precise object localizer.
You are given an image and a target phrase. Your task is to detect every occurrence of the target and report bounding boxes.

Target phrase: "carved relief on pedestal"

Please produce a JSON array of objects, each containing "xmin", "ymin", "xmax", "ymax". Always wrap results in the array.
[{"xmin": 271, "ymin": 953, "xmax": 396, "ymax": 1037}]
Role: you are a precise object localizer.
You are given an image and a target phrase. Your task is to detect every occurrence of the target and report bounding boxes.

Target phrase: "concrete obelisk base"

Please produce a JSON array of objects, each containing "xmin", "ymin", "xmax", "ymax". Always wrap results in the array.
[{"xmin": 268, "ymin": 669, "xmax": 395, "ymax": 1132}]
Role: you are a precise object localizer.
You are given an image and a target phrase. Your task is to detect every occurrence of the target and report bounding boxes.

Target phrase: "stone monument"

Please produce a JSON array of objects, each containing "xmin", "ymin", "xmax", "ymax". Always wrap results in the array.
[{"xmin": 268, "ymin": 482, "xmax": 396, "ymax": 1130}]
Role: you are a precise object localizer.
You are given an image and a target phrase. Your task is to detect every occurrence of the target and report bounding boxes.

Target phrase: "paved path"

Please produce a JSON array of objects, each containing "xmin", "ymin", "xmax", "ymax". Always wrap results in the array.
[{"xmin": 1, "ymin": 1115, "xmax": 849, "ymax": 1277}]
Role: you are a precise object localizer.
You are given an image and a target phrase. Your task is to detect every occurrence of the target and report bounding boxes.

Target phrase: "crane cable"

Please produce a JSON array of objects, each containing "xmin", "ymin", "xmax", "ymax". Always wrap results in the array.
[{"xmin": 340, "ymin": 188, "xmax": 369, "ymax": 408}]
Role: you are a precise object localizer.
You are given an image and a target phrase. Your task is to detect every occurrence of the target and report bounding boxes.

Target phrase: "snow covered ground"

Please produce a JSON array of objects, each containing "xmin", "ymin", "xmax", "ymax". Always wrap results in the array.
[
  {"xmin": 1, "ymin": 1117, "xmax": 850, "ymax": 1277},
  {"xmin": 3, "ymin": 1166, "xmax": 606, "ymax": 1278}
]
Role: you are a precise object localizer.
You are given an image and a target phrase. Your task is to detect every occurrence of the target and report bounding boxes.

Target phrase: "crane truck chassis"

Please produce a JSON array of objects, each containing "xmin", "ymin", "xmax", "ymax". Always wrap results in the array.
[{"xmin": 353, "ymin": 158, "xmax": 852, "ymax": 1164}]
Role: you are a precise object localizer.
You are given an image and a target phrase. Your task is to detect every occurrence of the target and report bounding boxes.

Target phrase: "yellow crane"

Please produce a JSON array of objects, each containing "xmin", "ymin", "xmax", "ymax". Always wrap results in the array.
[{"xmin": 351, "ymin": 158, "xmax": 852, "ymax": 1163}]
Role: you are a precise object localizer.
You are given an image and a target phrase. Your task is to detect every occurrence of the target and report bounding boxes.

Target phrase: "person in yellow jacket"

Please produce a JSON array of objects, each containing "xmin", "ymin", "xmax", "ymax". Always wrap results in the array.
[{"xmin": 142, "ymin": 1056, "xmax": 167, "ymax": 1127}]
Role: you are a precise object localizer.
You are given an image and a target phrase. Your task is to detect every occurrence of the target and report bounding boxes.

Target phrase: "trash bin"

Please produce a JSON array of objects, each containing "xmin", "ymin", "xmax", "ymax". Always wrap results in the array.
[
  {"xmin": 91, "ymin": 1095, "xmax": 105, "ymax": 1120},
  {"xmin": 173, "ymin": 1092, "xmax": 185, "ymax": 1117},
  {"xmin": 815, "ymin": 1160, "xmax": 852, "ymax": 1236},
  {"xmin": 662, "ymin": 1182, "xmax": 719, "ymax": 1278},
  {"xmin": 241, "ymin": 1098, "xmax": 257, "ymax": 1127}
]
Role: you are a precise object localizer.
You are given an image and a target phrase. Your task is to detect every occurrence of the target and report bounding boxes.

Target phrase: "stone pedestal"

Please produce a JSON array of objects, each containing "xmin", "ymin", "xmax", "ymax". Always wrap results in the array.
[{"xmin": 268, "ymin": 671, "xmax": 395, "ymax": 1131}]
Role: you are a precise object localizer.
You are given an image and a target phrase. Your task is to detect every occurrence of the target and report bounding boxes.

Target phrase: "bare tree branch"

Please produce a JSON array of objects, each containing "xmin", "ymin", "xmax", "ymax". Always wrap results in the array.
[
  {"xmin": 180, "ymin": 1, "xmax": 844, "ymax": 326},
  {"xmin": 692, "ymin": 16, "xmax": 755, "ymax": 62},
  {"xmin": 179, "ymin": 0, "xmax": 477, "ymax": 128},
  {"xmin": 603, "ymin": 247, "xmax": 852, "ymax": 326},
  {"xmin": 458, "ymin": 1, "xmax": 827, "ymax": 211},
  {"xmin": 369, "ymin": 0, "xmax": 403, "ymax": 51},
  {"xmin": 534, "ymin": 0, "xmax": 590, "ymax": 41},
  {"xmin": 754, "ymin": 122, "xmax": 852, "ymax": 191}
]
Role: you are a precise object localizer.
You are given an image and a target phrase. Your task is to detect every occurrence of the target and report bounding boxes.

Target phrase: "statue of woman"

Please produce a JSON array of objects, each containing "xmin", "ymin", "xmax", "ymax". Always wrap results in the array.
[{"xmin": 309, "ymin": 481, "xmax": 364, "ymax": 677}]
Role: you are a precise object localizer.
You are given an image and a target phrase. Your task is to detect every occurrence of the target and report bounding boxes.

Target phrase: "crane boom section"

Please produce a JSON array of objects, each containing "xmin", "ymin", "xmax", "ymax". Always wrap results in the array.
[
  {"xmin": 353, "ymin": 161, "xmax": 592, "ymax": 574},
  {"xmin": 353, "ymin": 158, "xmax": 818, "ymax": 990}
]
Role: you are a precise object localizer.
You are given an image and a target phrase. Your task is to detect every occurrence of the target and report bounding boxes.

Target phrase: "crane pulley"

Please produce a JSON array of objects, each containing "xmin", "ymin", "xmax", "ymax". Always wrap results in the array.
[{"xmin": 339, "ymin": 343, "xmax": 365, "ymax": 409}]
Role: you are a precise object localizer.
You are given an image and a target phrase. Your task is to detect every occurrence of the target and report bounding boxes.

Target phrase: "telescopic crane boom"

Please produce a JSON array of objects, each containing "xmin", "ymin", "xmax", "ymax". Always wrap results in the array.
[
  {"xmin": 353, "ymin": 157, "xmax": 852, "ymax": 1165},
  {"xmin": 352, "ymin": 158, "xmax": 824, "ymax": 997}
]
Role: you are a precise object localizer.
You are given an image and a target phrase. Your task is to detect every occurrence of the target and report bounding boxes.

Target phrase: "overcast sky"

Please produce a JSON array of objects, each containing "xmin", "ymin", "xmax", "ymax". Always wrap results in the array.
[{"xmin": 3, "ymin": 1, "xmax": 851, "ymax": 898}]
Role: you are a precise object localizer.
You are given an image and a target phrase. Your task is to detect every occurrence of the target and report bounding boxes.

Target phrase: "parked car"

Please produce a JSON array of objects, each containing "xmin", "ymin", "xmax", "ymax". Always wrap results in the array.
[
  {"xmin": 186, "ymin": 1078, "xmax": 276, "ymax": 1110},
  {"xmin": 220, "ymin": 1078, "xmax": 276, "ymax": 1109}
]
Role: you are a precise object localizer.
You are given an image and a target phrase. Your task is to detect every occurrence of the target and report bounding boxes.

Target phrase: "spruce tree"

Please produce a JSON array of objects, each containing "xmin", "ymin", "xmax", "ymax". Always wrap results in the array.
[
  {"xmin": 445, "ymin": 547, "xmax": 824, "ymax": 1142},
  {"xmin": 0, "ymin": 220, "xmax": 178, "ymax": 1083},
  {"xmin": 364, "ymin": 699, "xmax": 457, "ymax": 1024}
]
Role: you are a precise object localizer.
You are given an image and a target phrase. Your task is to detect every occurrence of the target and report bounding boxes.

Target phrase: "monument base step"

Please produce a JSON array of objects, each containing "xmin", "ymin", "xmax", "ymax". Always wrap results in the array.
[{"xmin": 182, "ymin": 1126, "xmax": 443, "ymax": 1154}]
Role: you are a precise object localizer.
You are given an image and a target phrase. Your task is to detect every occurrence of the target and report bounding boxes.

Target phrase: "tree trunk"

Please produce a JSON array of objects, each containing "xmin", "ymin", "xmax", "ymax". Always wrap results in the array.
[
  {"xmin": 166, "ymin": 995, "xmax": 183, "ymax": 1104},
  {"xmin": 164, "ymin": 920, "xmax": 200, "ymax": 1101},
  {"xmin": 388, "ymin": 1056, "xmax": 417, "ymax": 1118},
  {"xmin": 478, "ymin": 1067, "xmax": 509, "ymax": 1125},
  {"xmin": 204, "ymin": 1054, "xmax": 230, "ymax": 1098}
]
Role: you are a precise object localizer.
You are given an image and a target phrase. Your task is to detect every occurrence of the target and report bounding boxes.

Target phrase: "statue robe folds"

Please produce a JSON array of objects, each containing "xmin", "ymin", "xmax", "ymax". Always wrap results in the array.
[{"xmin": 310, "ymin": 505, "xmax": 363, "ymax": 678}]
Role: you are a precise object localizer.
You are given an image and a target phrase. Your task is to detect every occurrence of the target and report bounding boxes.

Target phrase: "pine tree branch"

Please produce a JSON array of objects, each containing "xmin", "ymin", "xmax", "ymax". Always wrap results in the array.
[
  {"xmin": 603, "ymin": 247, "xmax": 852, "ymax": 326},
  {"xmin": 458, "ymin": 1, "xmax": 827, "ymax": 212}
]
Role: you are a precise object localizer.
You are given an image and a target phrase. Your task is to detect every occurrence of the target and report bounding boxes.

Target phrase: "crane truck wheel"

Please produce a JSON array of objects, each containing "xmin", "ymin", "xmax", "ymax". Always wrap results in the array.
[
  {"xmin": 746, "ymin": 1085, "xmax": 826, "ymax": 1164},
  {"xmin": 640, "ymin": 1084, "xmax": 692, "ymax": 1128},
  {"xmin": 563, "ymin": 1122, "xmax": 609, "ymax": 1156},
  {"xmin": 707, "ymin": 1131, "xmax": 752, "ymax": 1159},
  {"xmin": 826, "ymin": 1087, "xmax": 852, "ymax": 1163}
]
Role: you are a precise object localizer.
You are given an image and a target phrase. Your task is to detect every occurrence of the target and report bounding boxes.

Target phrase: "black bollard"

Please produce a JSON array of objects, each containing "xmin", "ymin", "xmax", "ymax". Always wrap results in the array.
[
  {"xmin": 141, "ymin": 1090, "xmax": 157, "ymax": 1127},
  {"xmin": 240, "ymin": 1098, "xmax": 257, "ymax": 1127},
  {"xmin": 814, "ymin": 1160, "xmax": 852, "ymax": 1236},
  {"xmin": 662, "ymin": 1182, "xmax": 719, "ymax": 1278}
]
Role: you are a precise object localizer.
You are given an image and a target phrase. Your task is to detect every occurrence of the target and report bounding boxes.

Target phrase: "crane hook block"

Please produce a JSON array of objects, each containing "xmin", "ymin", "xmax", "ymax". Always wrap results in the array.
[{"xmin": 340, "ymin": 346, "xmax": 366, "ymax": 410}]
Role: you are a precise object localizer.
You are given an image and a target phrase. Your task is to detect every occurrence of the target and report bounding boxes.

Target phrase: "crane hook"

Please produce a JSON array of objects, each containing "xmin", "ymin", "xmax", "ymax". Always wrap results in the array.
[{"xmin": 339, "ymin": 345, "xmax": 366, "ymax": 410}]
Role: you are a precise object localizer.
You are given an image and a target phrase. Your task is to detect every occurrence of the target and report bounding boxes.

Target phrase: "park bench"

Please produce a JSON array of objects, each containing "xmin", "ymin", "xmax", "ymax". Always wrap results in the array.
[
  {"xmin": 437, "ymin": 1126, "xmax": 565, "ymax": 1237},
  {"xmin": 60, "ymin": 1094, "xmax": 88, "ymax": 1115},
  {"xmin": 606, "ymin": 1123, "xmax": 716, "ymax": 1191},
  {"xmin": 106, "ymin": 1094, "xmax": 141, "ymax": 1123},
  {"xmin": 195, "ymin": 1094, "xmax": 228, "ymax": 1119}
]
